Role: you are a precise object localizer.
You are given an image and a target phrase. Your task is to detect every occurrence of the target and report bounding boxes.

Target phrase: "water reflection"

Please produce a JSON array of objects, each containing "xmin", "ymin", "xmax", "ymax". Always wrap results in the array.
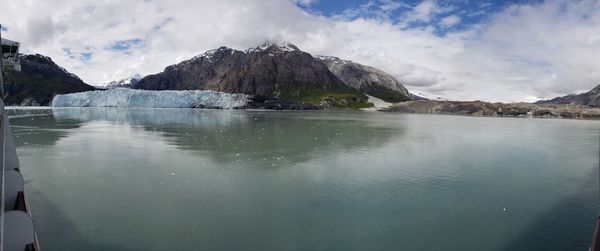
[
  {"xmin": 49, "ymin": 108, "xmax": 406, "ymax": 167},
  {"xmin": 7, "ymin": 109, "xmax": 83, "ymax": 147}
]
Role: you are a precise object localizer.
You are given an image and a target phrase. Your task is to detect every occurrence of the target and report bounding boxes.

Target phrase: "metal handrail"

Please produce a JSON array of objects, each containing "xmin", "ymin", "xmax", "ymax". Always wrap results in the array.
[
  {"xmin": 0, "ymin": 23, "xmax": 5, "ymax": 98},
  {"xmin": 0, "ymin": 22, "xmax": 6, "ymax": 251}
]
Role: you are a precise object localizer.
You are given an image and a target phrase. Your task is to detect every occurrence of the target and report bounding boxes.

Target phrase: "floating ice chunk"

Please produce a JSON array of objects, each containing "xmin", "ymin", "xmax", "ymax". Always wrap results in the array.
[{"xmin": 52, "ymin": 88, "xmax": 249, "ymax": 109}]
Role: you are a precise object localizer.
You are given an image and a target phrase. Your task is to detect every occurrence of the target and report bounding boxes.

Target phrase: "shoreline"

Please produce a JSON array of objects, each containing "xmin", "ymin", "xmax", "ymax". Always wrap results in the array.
[
  {"xmin": 6, "ymin": 103, "xmax": 600, "ymax": 121},
  {"xmin": 380, "ymin": 100, "xmax": 600, "ymax": 120}
]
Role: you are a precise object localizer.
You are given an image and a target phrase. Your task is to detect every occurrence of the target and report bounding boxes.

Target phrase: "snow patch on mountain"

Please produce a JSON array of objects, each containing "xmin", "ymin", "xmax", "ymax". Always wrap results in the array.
[
  {"xmin": 105, "ymin": 74, "xmax": 141, "ymax": 88},
  {"xmin": 246, "ymin": 41, "xmax": 300, "ymax": 53},
  {"xmin": 361, "ymin": 95, "xmax": 393, "ymax": 111},
  {"xmin": 52, "ymin": 88, "xmax": 249, "ymax": 109}
]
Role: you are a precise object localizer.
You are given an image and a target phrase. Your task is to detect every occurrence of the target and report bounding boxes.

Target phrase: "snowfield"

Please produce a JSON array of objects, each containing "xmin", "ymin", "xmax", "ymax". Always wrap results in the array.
[{"xmin": 51, "ymin": 88, "xmax": 249, "ymax": 109}]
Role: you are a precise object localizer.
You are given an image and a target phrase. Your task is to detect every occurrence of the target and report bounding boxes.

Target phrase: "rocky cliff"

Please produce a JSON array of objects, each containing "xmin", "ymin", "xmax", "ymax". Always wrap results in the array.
[
  {"xmin": 3, "ymin": 54, "xmax": 96, "ymax": 105},
  {"xmin": 316, "ymin": 56, "xmax": 411, "ymax": 102}
]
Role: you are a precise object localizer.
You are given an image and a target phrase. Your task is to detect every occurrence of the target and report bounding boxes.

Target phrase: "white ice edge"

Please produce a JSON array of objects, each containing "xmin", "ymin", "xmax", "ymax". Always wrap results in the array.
[{"xmin": 51, "ymin": 88, "xmax": 249, "ymax": 109}]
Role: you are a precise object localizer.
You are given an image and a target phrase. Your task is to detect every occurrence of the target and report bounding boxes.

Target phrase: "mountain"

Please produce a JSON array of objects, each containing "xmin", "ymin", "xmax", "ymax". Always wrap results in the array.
[
  {"xmin": 536, "ymin": 84, "xmax": 600, "ymax": 107},
  {"xmin": 3, "ymin": 54, "xmax": 96, "ymax": 106},
  {"xmin": 105, "ymin": 74, "xmax": 141, "ymax": 89},
  {"xmin": 135, "ymin": 42, "xmax": 381, "ymax": 108},
  {"xmin": 315, "ymin": 56, "xmax": 411, "ymax": 102}
]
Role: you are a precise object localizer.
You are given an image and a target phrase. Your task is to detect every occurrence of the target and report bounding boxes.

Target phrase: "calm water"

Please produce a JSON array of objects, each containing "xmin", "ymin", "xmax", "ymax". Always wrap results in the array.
[{"xmin": 7, "ymin": 108, "xmax": 600, "ymax": 251}]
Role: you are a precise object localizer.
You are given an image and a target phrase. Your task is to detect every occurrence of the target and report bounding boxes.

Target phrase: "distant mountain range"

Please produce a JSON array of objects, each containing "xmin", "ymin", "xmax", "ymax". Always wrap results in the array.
[
  {"xmin": 536, "ymin": 84, "xmax": 600, "ymax": 107},
  {"xmin": 4, "ymin": 42, "xmax": 418, "ymax": 108},
  {"xmin": 135, "ymin": 41, "xmax": 413, "ymax": 108},
  {"xmin": 8, "ymin": 44, "xmax": 600, "ymax": 111},
  {"xmin": 3, "ymin": 54, "xmax": 96, "ymax": 106}
]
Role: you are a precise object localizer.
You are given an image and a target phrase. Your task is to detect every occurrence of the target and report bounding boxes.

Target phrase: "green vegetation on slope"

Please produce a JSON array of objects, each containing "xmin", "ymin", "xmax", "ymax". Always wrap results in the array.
[{"xmin": 278, "ymin": 82, "xmax": 373, "ymax": 110}]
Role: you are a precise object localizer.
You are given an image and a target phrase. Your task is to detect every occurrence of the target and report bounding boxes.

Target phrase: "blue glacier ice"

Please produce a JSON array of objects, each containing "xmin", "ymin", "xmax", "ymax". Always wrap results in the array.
[{"xmin": 51, "ymin": 88, "xmax": 249, "ymax": 109}]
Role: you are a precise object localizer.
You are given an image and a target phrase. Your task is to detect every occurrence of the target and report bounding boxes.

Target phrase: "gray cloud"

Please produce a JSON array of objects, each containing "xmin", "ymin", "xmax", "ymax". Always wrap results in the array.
[{"xmin": 25, "ymin": 17, "xmax": 64, "ymax": 46}]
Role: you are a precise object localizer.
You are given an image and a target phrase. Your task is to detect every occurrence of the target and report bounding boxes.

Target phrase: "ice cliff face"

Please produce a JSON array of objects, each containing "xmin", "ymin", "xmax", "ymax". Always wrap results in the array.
[{"xmin": 51, "ymin": 88, "xmax": 249, "ymax": 109}]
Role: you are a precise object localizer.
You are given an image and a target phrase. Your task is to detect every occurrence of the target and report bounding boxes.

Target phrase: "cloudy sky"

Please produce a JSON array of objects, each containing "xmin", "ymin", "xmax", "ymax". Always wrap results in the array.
[{"xmin": 1, "ymin": 0, "xmax": 599, "ymax": 102}]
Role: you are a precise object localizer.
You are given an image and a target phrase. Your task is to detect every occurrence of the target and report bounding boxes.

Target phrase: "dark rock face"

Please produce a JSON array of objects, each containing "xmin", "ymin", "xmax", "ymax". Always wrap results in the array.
[
  {"xmin": 134, "ymin": 42, "xmax": 370, "ymax": 108},
  {"xmin": 536, "ymin": 84, "xmax": 600, "ymax": 107},
  {"xmin": 316, "ymin": 56, "xmax": 411, "ymax": 102},
  {"xmin": 3, "ymin": 54, "xmax": 96, "ymax": 105}
]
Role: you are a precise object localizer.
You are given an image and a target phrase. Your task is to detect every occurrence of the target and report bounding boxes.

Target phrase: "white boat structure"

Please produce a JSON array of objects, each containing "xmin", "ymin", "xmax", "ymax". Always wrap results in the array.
[{"xmin": 1, "ymin": 24, "xmax": 40, "ymax": 251}]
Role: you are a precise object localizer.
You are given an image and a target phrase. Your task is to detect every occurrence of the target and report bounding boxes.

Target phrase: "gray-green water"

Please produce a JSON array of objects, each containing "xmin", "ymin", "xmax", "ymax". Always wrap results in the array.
[{"xmin": 7, "ymin": 108, "xmax": 600, "ymax": 250}]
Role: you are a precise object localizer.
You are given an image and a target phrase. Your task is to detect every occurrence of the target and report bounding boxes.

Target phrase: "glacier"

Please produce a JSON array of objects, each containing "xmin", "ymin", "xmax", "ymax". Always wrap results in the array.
[{"xmin": 51, "ymin": 88, "xmax": 249, "ymax": 109}]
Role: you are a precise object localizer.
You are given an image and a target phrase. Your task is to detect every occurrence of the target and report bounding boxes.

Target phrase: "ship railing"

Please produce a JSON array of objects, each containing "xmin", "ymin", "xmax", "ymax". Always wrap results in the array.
[{"xmin": 0, "ymin": 101, "xmax": 39, "ymax": 251}]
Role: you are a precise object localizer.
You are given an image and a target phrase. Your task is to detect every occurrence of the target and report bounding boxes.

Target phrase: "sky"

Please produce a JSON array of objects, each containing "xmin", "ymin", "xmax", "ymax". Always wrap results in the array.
[{"xmin": 1, "ymin": 0, "xmax": 599, "ymax": 102}]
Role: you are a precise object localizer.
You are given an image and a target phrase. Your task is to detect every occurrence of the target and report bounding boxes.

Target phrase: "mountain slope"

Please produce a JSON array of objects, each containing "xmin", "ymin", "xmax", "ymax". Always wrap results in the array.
[
  {"xmin": 316, "ymin": 56, "xmax": 411, "ymax": 102},
  {"xmin": 3, "ymin": 54, "xmax": 96, "ymax": 105},
  {"xmin": 536, "ymin": 84, "xmax": 600, "ymax": 107},
  {"xmin": 134, "ymin": 42, "xmax": 371, "ymax": 108}
]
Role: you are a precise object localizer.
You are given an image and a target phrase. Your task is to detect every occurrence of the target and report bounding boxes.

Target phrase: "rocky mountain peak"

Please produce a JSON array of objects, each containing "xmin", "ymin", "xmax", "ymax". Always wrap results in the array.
[
  {"xmin": 20, "ymin": 54, "xmax": 85, "ymax": 82},
  {"xmin": 3, "ymin": 54, "xmax": 95, "ymax": 105},
  {"xmin": 135, "ymin": 41, "xmax": 371, "ymax": 108},
  {"xmin": 536, "ymin": 83, "xmax": 600, "ymax": 107},
  {"xmin": 246, "ymin": 41, "xmax": 300, "ymax": 53},
  {"xmin": 135, "ymin": 41, "xmax": 415, "ymax": 108},
  {"xmin": 106, "ymin": 74, "xmax": 142, "ymax": 88},
  {"xmin": 316, "ymin": 55, "xmax": 411, "ymax": 102},
  {"xmin": 589, "ymin": 84, "xmax": 600, "ymax": 94},
  {"xmin": 190, "ymin": 46, "xmax": 239, "ymax": 63}
]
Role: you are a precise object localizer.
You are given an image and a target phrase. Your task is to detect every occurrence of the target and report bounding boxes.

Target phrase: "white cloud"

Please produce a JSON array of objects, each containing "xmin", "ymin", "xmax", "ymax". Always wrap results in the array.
[
  {"xmin": 0, "ymin": 0, "xmax": 599, "ymax": 102},
  {"xmin": 440, "ymin": 15, "xmax": 461, "ymax": 27},
  {"xmin": 412, "ymin": 0, "xmax": 437, "ymax": 22},
  {"xmin": 400, "ymin": 0, "xmax": 456, "ymax": 24}
]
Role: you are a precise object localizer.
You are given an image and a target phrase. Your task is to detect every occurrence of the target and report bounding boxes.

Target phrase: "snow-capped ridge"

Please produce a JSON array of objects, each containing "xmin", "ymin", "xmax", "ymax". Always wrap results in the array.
[
  {"xmin": 246, "ymin": 40, "xmax": 300, "ymax": 53},
  {"xmin": 106, "ymin": 74, "xmax": 141, "ymax": 88},
  {"xmin": 191, "ymin": 46, "xmax": 238, "ymax": 63},
  {"xmin": 52, "ymin": 88, "xmax": 249, "ymax": 109},
  {"xmin": 171, "ymin": 41, "xmax": 303, "ymax": 71},
  {"xmin": 315, "ymin": 55, "xmax": 350, "ymax": 64}
]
